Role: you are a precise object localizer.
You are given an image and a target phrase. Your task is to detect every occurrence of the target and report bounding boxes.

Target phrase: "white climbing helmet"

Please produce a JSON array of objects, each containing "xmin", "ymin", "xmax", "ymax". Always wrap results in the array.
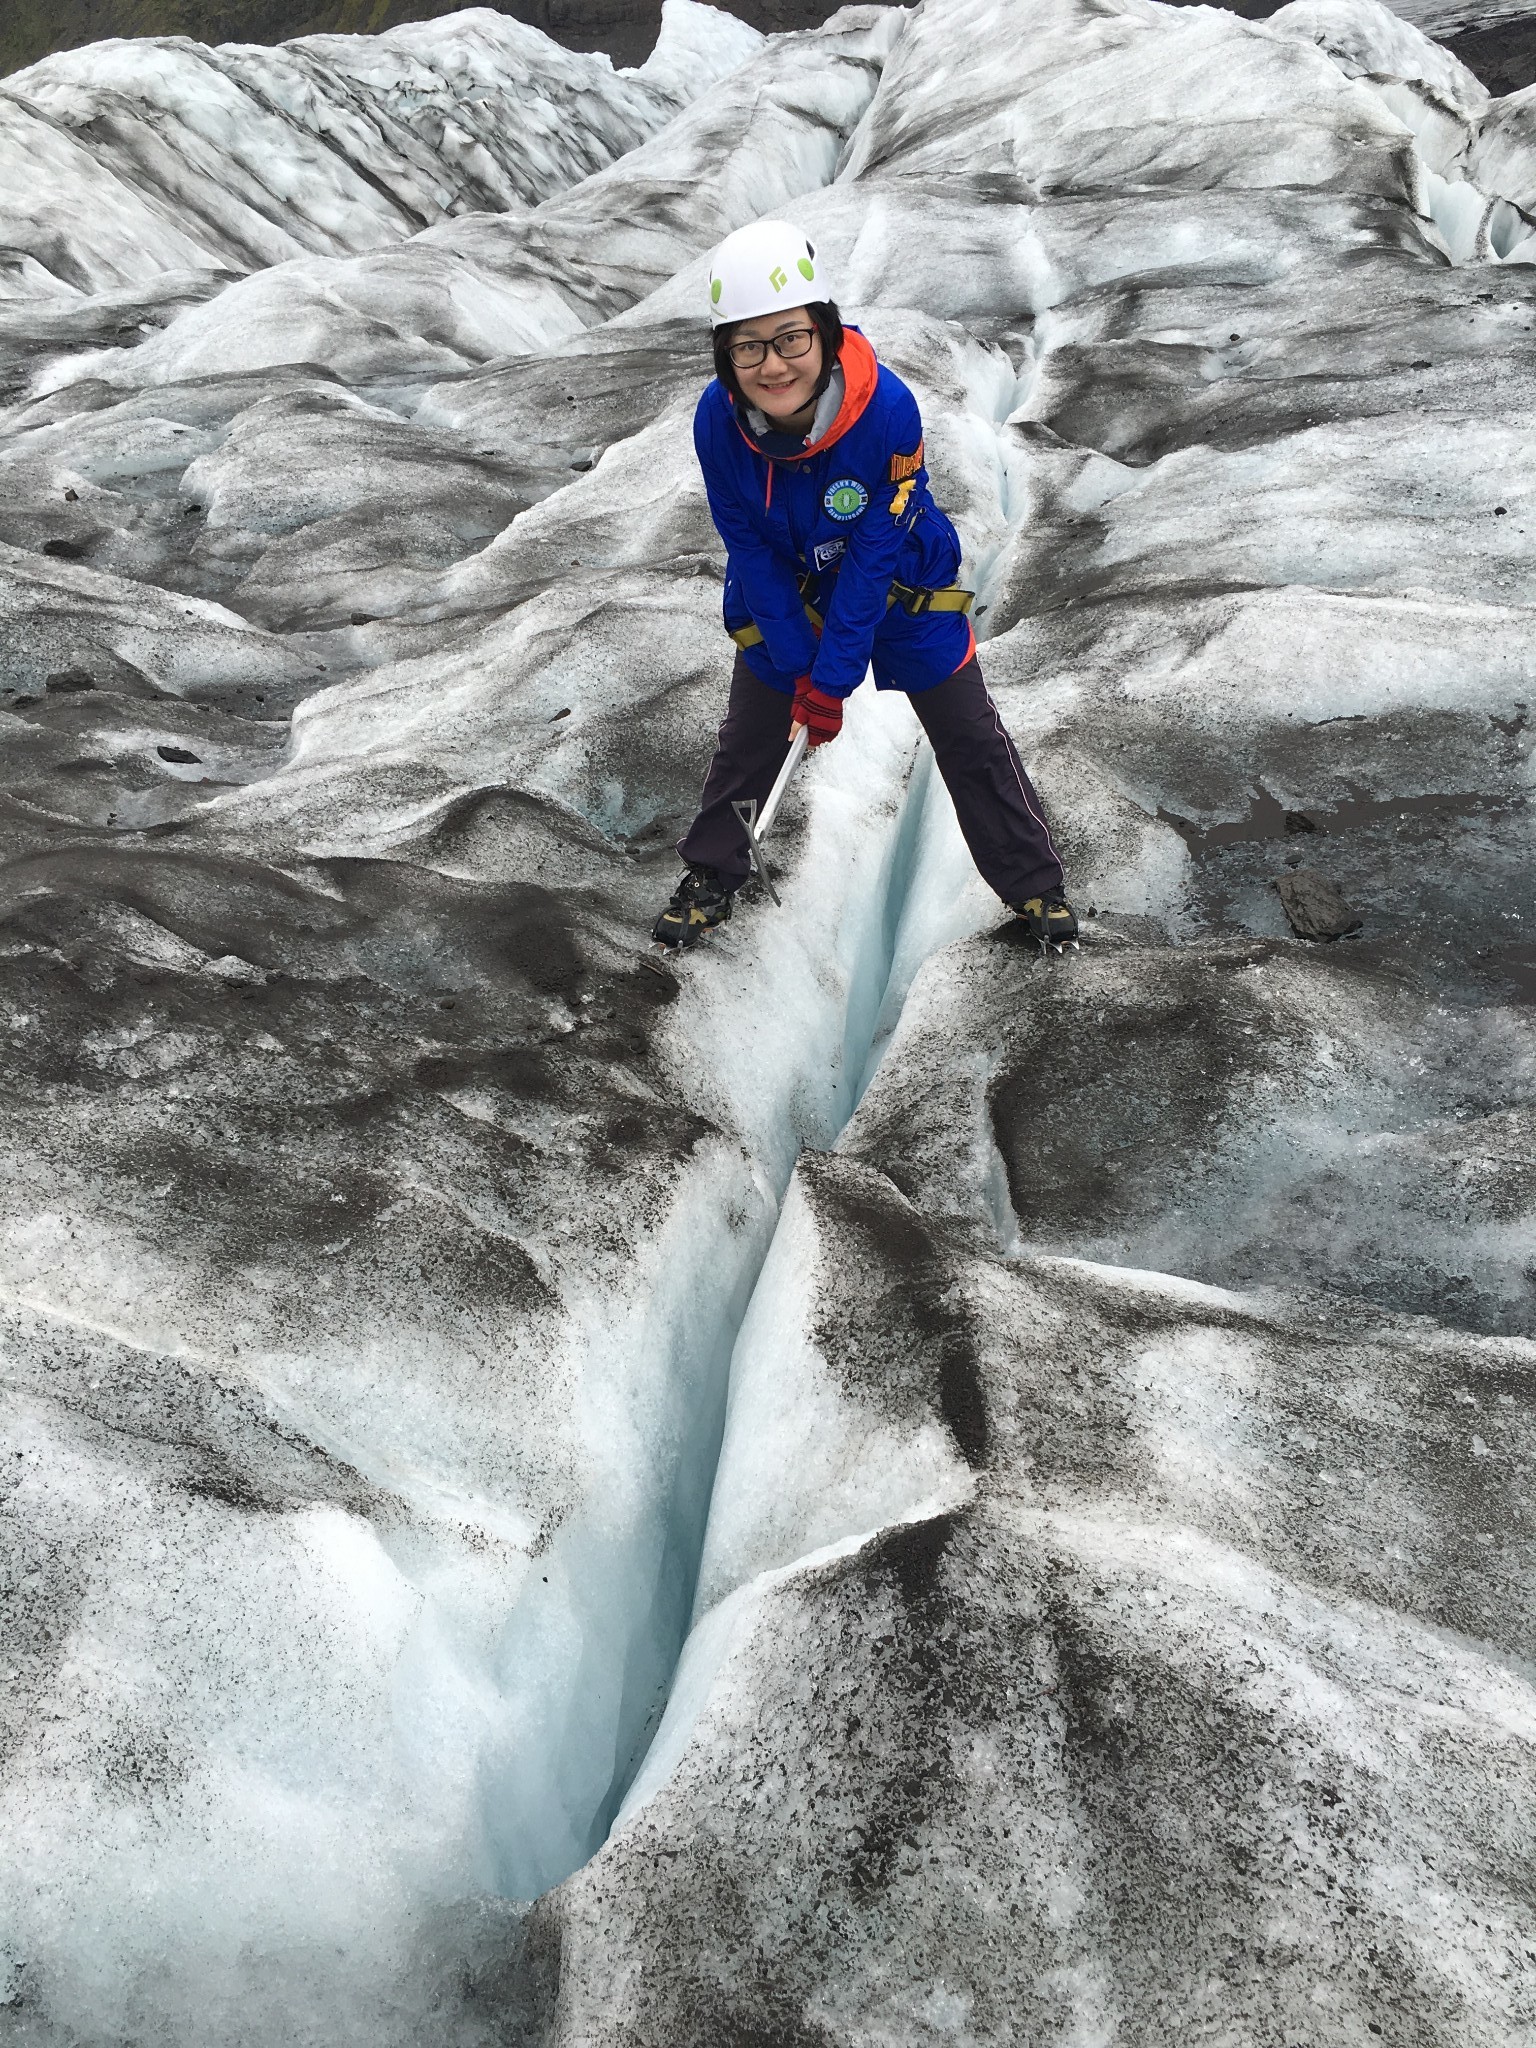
[{"xmin": 708, "ymin": 220, "xmax": 826, "ymax": 327}]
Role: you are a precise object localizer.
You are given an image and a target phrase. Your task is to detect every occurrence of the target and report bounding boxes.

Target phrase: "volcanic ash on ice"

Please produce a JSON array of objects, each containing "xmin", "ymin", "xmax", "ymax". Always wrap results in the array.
[{"xmin": 0, "ymin": 0, "xmax": 1532, "ymax": 2041}]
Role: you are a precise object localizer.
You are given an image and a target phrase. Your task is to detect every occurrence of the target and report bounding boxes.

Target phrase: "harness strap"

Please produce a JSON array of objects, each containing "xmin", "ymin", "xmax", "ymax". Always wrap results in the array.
[{"xmin": 728, "ymin": 578, "xmax": 973, "ymax": 652}]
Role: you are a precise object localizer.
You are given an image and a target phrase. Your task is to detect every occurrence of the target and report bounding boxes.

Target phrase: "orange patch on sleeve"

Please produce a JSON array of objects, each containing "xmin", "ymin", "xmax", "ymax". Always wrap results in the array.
[{"xmin": 887, "ymin": 441, "xmax": 924, "ymax": 484}]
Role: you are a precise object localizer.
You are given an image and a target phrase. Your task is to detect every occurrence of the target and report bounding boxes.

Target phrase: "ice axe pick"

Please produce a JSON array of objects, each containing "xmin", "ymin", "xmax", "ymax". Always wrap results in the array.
[{"xmin": 731, "ymin": 721, "xmax": 809, "ymax": 908}]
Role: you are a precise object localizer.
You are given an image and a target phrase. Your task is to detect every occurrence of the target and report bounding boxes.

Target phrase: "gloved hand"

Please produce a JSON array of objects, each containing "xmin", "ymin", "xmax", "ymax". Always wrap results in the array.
[{"xmin": 791, "ymin": 676, "xmax": 844, "ymax": 748}]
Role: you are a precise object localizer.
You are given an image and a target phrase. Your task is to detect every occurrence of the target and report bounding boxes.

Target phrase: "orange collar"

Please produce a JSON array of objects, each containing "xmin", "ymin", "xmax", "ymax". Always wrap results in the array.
[
  {"xmin": 794, "ymin": 328, "xmax": 879, "ymax": 459},
  {"xmin": 733, "ymin": 328, "xmax": 879, "ymax": 462}
]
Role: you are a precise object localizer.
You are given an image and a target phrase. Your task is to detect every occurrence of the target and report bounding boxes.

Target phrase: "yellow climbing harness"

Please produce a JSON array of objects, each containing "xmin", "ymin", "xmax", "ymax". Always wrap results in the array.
[{"xmin": 728, "ymin": 576, "xmax": 974, "ymax": 653}]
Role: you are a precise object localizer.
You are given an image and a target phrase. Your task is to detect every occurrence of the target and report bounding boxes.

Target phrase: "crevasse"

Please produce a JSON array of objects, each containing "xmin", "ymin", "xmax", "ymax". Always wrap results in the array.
[
  {"xmin": 587, "ymin": 713, "xmax": 963, "ymax": 1867},
  {"xmin": 433, "ymin": 681, "xmax": 946, "ymax": 1899}
]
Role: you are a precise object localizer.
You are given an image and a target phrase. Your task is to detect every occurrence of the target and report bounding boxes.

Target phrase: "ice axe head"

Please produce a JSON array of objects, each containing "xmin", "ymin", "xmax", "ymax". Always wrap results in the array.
[{"xmin": 731, "ymin": 797, "xmax": 781, "ymax": 906}]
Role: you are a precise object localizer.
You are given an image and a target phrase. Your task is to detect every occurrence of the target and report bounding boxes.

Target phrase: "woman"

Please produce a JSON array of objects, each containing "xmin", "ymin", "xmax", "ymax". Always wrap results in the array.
[{"xmin": 655, "ymin": 219, "xmax": 1077, "ymax": 953}]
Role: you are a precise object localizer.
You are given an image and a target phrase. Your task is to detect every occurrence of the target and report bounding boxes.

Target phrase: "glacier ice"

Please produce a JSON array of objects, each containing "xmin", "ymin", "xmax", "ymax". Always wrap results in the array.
[
  {"xmin": 0, "ymin": 1, "xmax": 760, "ymax": 290},
  {"xmin": 1268, "ymin": 0, "xmax": 1536, "ymax": 264},
  {"xmin": 16, "ymin": 6, "xmax": 894, "ymax": 400},
  {"xmin": 0, "ymin": 0, "xmax": 1533, "ymax": 2039},
  {"xmin": 573, "ymin": 1172, "xmax": 1536, "ymax": 2040}
]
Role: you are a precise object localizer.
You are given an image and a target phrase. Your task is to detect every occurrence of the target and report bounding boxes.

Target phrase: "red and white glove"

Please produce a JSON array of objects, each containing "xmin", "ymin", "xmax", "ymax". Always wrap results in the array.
[{"xmin": 791, "ymin": 676, "xmax": 844, "ymax": 748}]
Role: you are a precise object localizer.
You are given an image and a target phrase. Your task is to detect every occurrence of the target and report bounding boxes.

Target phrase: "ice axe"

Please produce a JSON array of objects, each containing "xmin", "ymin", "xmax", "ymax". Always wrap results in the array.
[{"xmin": 731, "ymin": 722, "xmax": 809, "ymax": 907}]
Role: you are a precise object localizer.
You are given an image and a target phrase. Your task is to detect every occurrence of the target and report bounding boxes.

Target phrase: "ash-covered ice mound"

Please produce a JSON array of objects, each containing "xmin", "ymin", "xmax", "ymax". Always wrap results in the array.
[
  {"xmin": 0, "ymin": 0, "xmax": 1533, "ymax": 2041},
  {"xmin": 0, "ymin": 3, "xmax": 762, "ymax": 292}
]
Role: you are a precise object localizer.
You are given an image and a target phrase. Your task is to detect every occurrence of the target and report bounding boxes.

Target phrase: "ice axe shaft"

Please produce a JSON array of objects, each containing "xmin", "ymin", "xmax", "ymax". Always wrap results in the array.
[
  {"xmin": 757, "ymin": 721, "xmax": 808, "ymax": 839},
  {"xmin": 731, "ymin": 722, "xmax": 808, "ymax": 908}
]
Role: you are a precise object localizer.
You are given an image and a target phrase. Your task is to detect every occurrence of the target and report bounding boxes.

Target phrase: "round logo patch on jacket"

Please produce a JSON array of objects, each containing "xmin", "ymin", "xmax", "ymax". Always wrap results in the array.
[{"xmin": 823, "ymin": 477, "xmax": 869, "ymax": 522}]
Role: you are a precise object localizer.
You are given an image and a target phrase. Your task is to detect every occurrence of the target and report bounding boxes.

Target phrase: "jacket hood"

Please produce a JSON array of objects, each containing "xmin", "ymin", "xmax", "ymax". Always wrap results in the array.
[{"xmin": 732, "ymin": 327, "xmax": 879, "ymax": 462}]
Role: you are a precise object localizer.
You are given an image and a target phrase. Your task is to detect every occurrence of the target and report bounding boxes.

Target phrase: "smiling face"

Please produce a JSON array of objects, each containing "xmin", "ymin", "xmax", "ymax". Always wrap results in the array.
[{"xmin": 729, "ymin": 309, "xmax": 825, "ymax": 424}]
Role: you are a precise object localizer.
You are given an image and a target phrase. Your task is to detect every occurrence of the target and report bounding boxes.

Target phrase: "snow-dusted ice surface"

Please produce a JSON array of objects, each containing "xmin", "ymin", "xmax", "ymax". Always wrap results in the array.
[
  {"xmin": 0, "ymin": 3, "xmax": 759, "ymax": 292},
  {"xmin": 0, "ymin": 0, "xmax": 1533, "ymax": 2040}
]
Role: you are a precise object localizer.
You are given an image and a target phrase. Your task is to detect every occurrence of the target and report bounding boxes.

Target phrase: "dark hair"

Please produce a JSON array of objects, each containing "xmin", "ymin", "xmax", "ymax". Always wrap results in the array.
[{"xmin": 711, "ymin": 300, "xmax": 845, "ymax": 411}]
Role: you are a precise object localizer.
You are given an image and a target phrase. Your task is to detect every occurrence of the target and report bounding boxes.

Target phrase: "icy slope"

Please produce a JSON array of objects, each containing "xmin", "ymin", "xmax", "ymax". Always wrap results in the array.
[
  {"xmin": 26, "ymin": 4, "xmax": 893, "ymax": 397},
  {"xmin": 0, "ymin": 4, "xmax": 896, "ymax": 642},
  {"xmin": 0, "ymin": 7, "xmax": 919, "ymax": 2042},
  {"xmin": 0, "ymin": 0, "xmax": 1533, "ymax": 2040},
  {"xmin": 1269, "ymin": 0, "xmax": 1536, "ymax": 257},
  {"xmin": 537, "ymin": 0, "xmax": 1535, "ymax": 2040},
  {"xmin": 0, "ymin": 2, "xmax": 760, "ymax": 294},
  {"xmin": 572, "ymin": 1171, "xmax": 1534, "ymax": 2043}
]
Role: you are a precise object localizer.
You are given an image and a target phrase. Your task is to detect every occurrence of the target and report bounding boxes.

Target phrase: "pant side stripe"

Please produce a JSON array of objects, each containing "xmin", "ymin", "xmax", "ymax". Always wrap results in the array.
[{"xmin": 985, "ymin": 689, "xmax": 1062, "ymax": 871}]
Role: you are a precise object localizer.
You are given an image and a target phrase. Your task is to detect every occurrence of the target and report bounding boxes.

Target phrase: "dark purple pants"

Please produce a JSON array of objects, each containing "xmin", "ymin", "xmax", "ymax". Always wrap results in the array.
[{"xmin": 677, "ymin": 652, "xmax": 1065, "ymax": 902}]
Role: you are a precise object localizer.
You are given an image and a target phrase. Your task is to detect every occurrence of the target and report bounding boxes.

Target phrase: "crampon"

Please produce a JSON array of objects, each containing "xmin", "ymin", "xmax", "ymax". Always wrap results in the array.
[
  {"xmin": 1012, "ymin": 889, "xmax": 1080, "ymax": 954},
  {"xmin": 653, "ymin": 865, "xmax": 732, "ymax": 949}
]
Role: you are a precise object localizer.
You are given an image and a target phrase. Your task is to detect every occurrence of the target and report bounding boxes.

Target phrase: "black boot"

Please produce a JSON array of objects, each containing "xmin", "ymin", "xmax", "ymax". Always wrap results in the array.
[
  {"xmin": 1012, "ymin": 887, "xmax": 1079, "ymax": 951},
  {"xmin": 653, "ymin": 865, "xmax": 733, "ymax": 949}
]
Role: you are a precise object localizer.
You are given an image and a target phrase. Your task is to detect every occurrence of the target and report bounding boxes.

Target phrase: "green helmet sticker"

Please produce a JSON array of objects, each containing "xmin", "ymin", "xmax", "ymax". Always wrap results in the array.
[
  {"xmin": 798, "ymin": 257, "xmax": 815, "ymax": 281},
  {"xmin": 710, "ymin": 277, "xmax": 722, "ymax": 304},
  {"xmin": 769, "ymin": 265, "xmax": 787, "ymax": 292}
]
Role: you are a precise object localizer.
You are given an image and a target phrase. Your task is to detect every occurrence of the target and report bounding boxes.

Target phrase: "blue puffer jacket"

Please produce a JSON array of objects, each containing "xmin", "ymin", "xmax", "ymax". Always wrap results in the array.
[{"xmin": 693, "ymin": 327, "xmax": 974, "ymax": 697}]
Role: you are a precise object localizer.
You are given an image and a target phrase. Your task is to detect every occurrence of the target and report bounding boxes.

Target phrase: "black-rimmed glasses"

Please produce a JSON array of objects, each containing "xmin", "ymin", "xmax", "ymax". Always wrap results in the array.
[{"xmin": 726, "ymin": 326, "xmax": 817, "ymax": 369}]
